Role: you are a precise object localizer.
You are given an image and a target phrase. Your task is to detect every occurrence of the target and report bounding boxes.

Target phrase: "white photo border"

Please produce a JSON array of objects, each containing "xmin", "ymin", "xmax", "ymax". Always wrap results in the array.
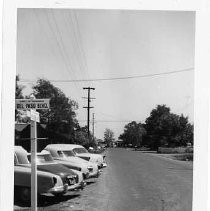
[{"xmin": 1, "ymin": 0, "xmax": 209, "ymax": 211}]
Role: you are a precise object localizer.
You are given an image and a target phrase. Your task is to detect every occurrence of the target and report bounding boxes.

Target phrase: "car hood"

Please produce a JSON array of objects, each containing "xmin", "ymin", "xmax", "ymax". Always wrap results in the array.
[
  {"xmin": 55, "ymin": 158, "xmax": 89, "ymax": 172},
  {"xmin": 36, "ymin": 163, "xmax": 75, "ymax": 178},
  {"xmin": 19, "ymin": 163, "xmax": 76, "ymax": 178},
  {"xmin": 76, "ymin": 153, "xmax": 103, "ymax": 163},
  {"xmin": 58, "ymin": 156, "xmax": 89, "ymax": 164}
]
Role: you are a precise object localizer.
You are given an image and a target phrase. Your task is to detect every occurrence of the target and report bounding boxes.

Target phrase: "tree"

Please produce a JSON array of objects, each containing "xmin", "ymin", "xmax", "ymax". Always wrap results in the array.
[
  {"xmin": 119, "ymin": 121, "xmax": 146, "ymax": 147},
  {"xmin": 144, "ymin": 105, "xmax": 193, "ymax": 150},
  {"xmin": 74, "ymin": 125, "xmax": 96, "ymax": 148},
  {"xmin": 104, "ymin": 128, "xmax": 114, "ymax": 147},
  {"xmin": 32, "ymin": 79, "xmax": 79, "ymax": 143},
  {"xmin": 15, "ymin": 75, "xmax": 24, "ymax": 99},
  {"xmin": 75, "ymin": 127, "xmax": 89, "ymax": 147},
  {"xmin": 15, "ymin": 75, "xmax": 27, "ymax": 123}
]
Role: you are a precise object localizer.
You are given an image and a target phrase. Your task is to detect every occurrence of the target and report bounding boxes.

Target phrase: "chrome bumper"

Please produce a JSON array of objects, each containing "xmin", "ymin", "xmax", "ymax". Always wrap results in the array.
[
  {"xmin": 67, "ymin": 181, "xmax": 86, "ymax": 191},
  {"xmin": 49, "ymin": 184, "xmax": 68, "ymax": 194},
  {"xmin": 102, "ymin": 162, "xmax": 107, "ymax": 167},
  {"xmin": 87, "ymin": 170, "xmax": 100, "ymax": 179}
]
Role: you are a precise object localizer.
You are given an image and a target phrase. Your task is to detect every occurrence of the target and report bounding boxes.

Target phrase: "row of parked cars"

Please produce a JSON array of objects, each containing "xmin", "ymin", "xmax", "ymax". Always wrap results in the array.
[{"xmin": 14, "ymin": 144, "xmax": 107, "ymax": 203}]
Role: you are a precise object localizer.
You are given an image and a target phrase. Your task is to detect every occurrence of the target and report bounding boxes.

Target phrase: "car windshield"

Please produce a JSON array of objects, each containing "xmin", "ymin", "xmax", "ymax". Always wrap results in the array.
[
  {"xmin": 57, "ymin": 150, "xmax": 75, "ymax": 157},
  {"xmin": 73, "ymin": 147, "xmax": 88, "ymax": 154},
  {"xmin": 27, "ymin": 154, "xmax": 55, "ymax": 164}
]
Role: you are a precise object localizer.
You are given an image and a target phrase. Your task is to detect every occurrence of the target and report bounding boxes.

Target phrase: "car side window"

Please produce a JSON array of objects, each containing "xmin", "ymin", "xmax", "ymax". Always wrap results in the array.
[{"xmin": 57, "ymin": 151, "xmax": 64, "ymax": 157}]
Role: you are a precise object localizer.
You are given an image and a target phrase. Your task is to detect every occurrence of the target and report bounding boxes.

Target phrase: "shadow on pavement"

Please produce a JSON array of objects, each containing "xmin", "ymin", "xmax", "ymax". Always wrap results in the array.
[
  {"xmin": 86, "ymin": 181, "xmax": 96, "ymax": 185},
  {"xmin": 14, "ymin": 193, "xmax": 81, "ymax": 208}
]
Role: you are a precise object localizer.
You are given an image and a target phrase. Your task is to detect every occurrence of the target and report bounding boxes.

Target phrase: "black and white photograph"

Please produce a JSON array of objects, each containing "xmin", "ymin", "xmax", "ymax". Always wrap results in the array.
[{"xmin": 11, "ymin": 8, "xmax": 196, "ymax": 211}]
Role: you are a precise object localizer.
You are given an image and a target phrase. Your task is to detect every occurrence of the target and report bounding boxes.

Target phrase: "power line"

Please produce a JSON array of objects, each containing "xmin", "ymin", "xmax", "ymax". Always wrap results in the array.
[
  {"xmin": 64, "ymin": 11, "xmax": 88, "ymax": 89},
  {"xmin": 47, "ymin": 10, "xmax": 82, "ymax": 96},
  {"xmin": 97, "ymin": 111, "xmax": 129, "ymax": 121},
  {"xmin": 70, "ymin": 11, "xmax": 92, "ymax": 84},
  {"xmin": 78, "ymin": 120, "xmax": 141, "ymax": 123},
  {"xmin": 92, "ymin": 113, "xmax": 95, "ymax": 141},
  {"xmin": 32, "ymin": 10, "xmax": 80, "ymax": 97},
  {"xmin": 20, "ymin": 67, "xmax": 193, "ymax": 83}
]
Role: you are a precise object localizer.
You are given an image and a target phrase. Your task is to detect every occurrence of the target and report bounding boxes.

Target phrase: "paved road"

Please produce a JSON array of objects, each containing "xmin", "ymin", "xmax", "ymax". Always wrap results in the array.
[{"xmin": 14, "ymin": 148, "xmax": 193, "ymax": 211}]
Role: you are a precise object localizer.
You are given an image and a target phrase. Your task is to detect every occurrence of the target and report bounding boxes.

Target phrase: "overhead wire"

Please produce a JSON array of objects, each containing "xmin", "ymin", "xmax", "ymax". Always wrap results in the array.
[
  {"xmin": 72, "ymin": 10, "xmax": 93, "ymax": 87},
  {"xmin": 69, "ymin": 10, "xmax": 95, "ymax": 114},
  {"xmin": 47, "ymin": 9, "xmax": 83, "ymax": 96},
  {"xmin": 68, "ymin": 12, "xmax": 90, "ymax": 82},
  {"xmin": 64, "ymin": 10, "xmax": 92, "ymax": 93},
  {"xmin": 50, "ymin": 10, "xmax": 82, "ymax": 94},
  {"xmin": 96, "ymin": 111, "xmax": 129, "ymax": 122},
  {"xmin": 78, "ymin": 120, "xmax": 142, "ymax": 123},
  {"xmin": 20, "ymin": 67, "xmax": 194, "ymax": 83},
  {"xmin": 63, "ymin": 12, "xmax": 86, "ymax": 90}
]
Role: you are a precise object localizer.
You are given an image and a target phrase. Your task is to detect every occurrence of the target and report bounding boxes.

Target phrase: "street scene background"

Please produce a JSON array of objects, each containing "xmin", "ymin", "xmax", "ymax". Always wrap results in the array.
[{"xmin": 14, "ymin": 9, "xmax": 194, "ymax": 211}]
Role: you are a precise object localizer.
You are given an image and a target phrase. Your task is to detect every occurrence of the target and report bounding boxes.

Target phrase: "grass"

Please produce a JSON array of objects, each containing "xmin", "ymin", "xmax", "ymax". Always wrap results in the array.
[{"xmin": 172, "ymin": 153, "xmax": 193, "ymax": 161}]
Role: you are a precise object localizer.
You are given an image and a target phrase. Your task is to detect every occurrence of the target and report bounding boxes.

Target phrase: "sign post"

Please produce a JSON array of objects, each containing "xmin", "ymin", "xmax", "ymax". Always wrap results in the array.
[
  {"xmin": 31, "ymin": 118, "xmax": 37, "ymax": 211},
  {"xmin": 16, "ymin": 98, "xmax": 49, "ymax": 211}
]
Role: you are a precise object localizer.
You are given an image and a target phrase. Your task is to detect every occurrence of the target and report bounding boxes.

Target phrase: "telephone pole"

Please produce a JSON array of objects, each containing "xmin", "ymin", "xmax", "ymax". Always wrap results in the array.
[
  {"xmin": 92, "ymin": 113, "xmax": 95, "ymax": 141},
  {"xmin": 83, "ymin": 87, "xmax": 95, "ymax": 138}
]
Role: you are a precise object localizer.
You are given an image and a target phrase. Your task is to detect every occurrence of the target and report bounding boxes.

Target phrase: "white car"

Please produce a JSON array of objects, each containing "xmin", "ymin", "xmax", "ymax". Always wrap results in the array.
[
  {"xmin": 44, "ymin": 144, "xmax": 100, "ymax": 179},
  {"xmin": 48, "ymin": 144, "xmax": 107, "ymax": 169}
]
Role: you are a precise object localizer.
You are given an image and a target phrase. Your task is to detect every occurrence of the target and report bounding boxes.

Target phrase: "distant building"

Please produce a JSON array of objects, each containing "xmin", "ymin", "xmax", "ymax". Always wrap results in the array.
[
  {"xmin": 96, "ymin": 139, "xmax": 107, "ymax": 148},
  {"xmin": 115, "ymin": 139, "xmax": 124, "ymax": 147}
]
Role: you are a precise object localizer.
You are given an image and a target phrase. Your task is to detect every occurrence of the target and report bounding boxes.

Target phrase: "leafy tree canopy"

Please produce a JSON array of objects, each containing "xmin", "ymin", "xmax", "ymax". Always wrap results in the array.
[
  {"xmin": 75, "ymin": 125, "xmax": 96, "ymax": 148},
  {"xmin": 15, "ymin": 75, "xmax": 24, "ymax": 99},
  {"xmin": 144, "ymin": 105, "xmax": 193, "ymax": 149},
  {"xmin": 119, "ymin": 121, "xmax": 146, "ymax": 147},
  {"xmin": 15, "ymin": 75, "xmax": 27, "ymax": 123},
  {"xmin": 104, "ymin": 128, "xmax": 114, "ymax": 147},
  {"xmin": 32, "ymin": 79, "xmax": 79, "ymax": 143}
]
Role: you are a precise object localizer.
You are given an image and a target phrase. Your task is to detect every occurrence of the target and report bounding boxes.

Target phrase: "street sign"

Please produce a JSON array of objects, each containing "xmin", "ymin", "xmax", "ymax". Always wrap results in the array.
[
  {"xmin": 15, "ymin": 98, "xmax": 49, "ymax": 211},
  {"xmin": 27, "ymin": 110, "xmax": 40, "ymax": 122},
  {"xmin": 15, "ymin": 99, "xmax": 50, "ymax": 110}
]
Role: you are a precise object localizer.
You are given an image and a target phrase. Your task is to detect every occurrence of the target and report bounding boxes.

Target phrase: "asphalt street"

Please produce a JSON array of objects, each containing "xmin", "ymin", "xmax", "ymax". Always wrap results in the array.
[{"xmin": 14, "ymin": 148, "xmax": 193, "ymax": 211}]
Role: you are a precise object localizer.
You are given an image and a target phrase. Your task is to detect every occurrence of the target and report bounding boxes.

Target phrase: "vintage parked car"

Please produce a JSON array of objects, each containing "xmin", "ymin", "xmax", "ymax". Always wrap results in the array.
[
  {"xmin": 14, "ymin": 146, "xmax": 85, "ymax": 201},
  {"xmin": 32, "ymin": 150, "xmax": 85, "ymax": 188},
  {"xmin": 46, "ymin": 144, "xmax": 107, "ymax": 169},
  {"xmin": 44, "ymin": 144, "xmax": 100, "ymax": 179},
  {"xmin": 14, "ymin": 165, "xmax": 68, "ymax": 202}
]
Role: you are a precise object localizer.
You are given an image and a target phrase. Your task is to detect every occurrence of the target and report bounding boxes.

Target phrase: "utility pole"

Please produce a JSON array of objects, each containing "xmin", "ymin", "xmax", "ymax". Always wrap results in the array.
[
  {"xmin": 92, "ymin": 113, "xmax": 95, "ymax": 141},
  {"xmin": 83, "ymin": 87, "xmax": 95, "ymax": 138}
]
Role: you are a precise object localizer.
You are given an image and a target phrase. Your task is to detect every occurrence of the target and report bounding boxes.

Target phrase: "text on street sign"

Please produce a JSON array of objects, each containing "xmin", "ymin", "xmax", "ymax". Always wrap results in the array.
[{"xmin": 15, "ymin": 99, "xmax": 50, "ymax": 110}]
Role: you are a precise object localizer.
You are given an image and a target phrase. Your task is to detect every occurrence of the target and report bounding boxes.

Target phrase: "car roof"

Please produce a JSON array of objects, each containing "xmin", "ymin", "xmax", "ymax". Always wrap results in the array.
[
  {"xmin": 37, "ymin": 150, "xmax": 51, "ymax": 155},
  {"xmin": 45, "ymin": 144, "xmax": 84, "ymax": 151},
  {"xmin": 14, "ymin": 146, "xmax": 28, "ymax": 154}
]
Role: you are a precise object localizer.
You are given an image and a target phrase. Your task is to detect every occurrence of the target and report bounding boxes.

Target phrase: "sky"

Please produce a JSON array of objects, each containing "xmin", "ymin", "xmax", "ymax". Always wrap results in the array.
[{"xmin": 17, "ymin": 9, "xmax": 195, "ymax": 140}]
